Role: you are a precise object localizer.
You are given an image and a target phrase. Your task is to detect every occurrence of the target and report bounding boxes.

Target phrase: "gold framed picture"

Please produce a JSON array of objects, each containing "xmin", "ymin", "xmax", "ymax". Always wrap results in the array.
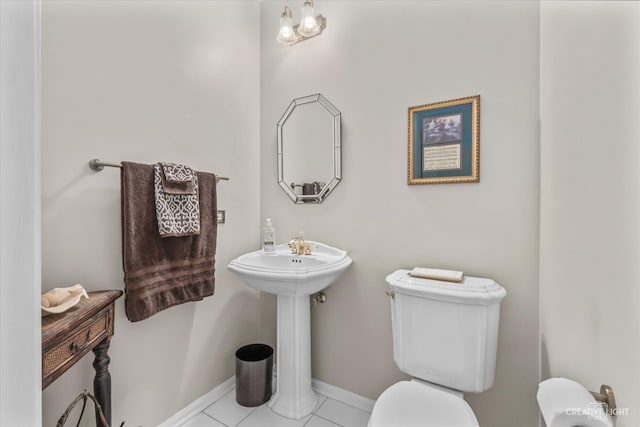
[{"xmin": 408, "ymin": 95, "xmax": 480, "ymax": 185}]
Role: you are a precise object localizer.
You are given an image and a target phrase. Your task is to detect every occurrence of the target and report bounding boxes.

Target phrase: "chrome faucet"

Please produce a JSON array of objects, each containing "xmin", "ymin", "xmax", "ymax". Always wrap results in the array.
[{"xmin": 288, "ymin": 232, "xmax": 312, "ymax": 255}]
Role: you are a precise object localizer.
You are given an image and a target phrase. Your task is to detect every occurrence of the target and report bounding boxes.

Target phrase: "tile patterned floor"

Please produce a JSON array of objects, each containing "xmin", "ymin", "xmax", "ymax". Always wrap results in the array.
[{"xmin": 181, "ymin": 387, "xmax": 371, "ymax": 427}]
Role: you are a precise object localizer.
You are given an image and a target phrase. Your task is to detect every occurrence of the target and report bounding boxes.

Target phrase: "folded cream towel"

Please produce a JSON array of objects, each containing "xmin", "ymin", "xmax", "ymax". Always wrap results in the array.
[{"xmin": 154, "ymin": 163, "xmax": 200, "ymax": 237}]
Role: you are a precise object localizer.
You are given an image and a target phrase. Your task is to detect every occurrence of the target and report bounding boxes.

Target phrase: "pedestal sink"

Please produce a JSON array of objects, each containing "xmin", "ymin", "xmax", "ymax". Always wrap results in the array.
[{"xmin": 228, "ymin": 241, "xmax": 352, "ymax": 419}]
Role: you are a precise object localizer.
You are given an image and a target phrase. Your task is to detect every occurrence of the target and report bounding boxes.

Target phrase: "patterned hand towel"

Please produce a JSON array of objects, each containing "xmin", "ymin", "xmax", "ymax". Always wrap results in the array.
[
  {"xmin": 160, "ymin": 162, "xmax": 196, "ymax": 195},
  {"xmin": 161, "ymin": 162, "xmax": 195, "ymax": 182},
  {"xmin": 121, "ymin": 162, "xmax": 217, "ymax": 322},
  {"xmin": 154, "ymin": 163, "xmax": 200, "ymax": 237}
]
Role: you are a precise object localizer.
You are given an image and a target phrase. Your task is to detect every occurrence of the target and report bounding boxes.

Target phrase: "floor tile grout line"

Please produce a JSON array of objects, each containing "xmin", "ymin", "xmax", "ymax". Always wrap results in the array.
[
  {"xmin": 318, "ymin": 397, "xmax": 373, "ymax": 417},
  {"xmin": 313, "ymin": 395, "xmax": 329, "ymax": 415},
  {"xmin": 308, "ymin": 414, "xmax": 343, "ymax": 427},
  {"xmin": 201, "ymin": 389, "xmax": 228, "ymax": 427},
  {"xmin": 203, "ymin": 387, "xmax": 259, "ymax": 427},
  {"xmin": 234, "ymin": 404, "xmax": 260, "ymax": 427},
  {"xmin": 197, "ymin": 411, "xmax": 227, "ymax": 426}
]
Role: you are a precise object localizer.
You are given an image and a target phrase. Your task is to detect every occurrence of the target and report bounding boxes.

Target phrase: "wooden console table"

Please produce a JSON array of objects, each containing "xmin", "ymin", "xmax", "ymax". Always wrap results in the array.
[{"xmin": 42, "ymin": 290, "xmax": 123, "ymax": 426}]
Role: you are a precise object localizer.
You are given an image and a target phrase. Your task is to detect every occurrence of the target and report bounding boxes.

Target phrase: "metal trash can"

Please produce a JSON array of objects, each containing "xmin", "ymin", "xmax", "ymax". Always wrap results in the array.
[{"xmin": 235, "ymin": 343, "xmax": 273, "ymax": 407}]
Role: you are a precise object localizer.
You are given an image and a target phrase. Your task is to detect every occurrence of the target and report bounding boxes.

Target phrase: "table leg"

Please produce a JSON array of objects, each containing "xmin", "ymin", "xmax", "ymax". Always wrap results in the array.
[{"xmin": 92, "ymin": 337, "xmax": 112, "ymax": 427}]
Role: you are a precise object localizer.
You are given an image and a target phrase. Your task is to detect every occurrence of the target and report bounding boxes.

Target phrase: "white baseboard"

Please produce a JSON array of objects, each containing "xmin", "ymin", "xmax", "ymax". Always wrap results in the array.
[
  {"xmin": 158, "ymin": 376, "xmax": 235, "ymax": 427},
  {"xmin": 159, "ymin": 376, "xmax": 375, "ymax": 426},
  {"xmin": 312, "ymin": 379, "xmax": 376, "ymax": 412}
]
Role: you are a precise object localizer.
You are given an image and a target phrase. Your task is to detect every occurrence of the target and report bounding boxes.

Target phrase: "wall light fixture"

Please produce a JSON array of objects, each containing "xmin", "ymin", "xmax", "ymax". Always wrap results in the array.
[{"xmin": 276, "ymin": 0, "xmax": 326, "ymax": 46}]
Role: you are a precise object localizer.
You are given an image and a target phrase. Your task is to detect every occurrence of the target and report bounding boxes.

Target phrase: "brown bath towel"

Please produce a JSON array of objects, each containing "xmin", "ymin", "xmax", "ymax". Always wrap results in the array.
[{"xmin": 121, "ymin": 162, "xmax": 217, "ymax": 322}]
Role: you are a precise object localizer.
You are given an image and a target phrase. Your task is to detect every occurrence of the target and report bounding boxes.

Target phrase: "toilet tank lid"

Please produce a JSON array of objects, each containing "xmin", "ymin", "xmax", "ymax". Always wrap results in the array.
[{"xmin": 386, "ymin": 269, "xmax": 506, "ymax": 305}]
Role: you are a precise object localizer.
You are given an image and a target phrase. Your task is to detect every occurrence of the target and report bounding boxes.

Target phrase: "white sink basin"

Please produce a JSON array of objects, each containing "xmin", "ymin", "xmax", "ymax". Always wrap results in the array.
[
  {"xmin": 228, "ymin": 241, "xmax": 352, "ymax": 296},
  {"xmin": 228, "ymin": 241, "xmax": 352, "ymax": 420}
]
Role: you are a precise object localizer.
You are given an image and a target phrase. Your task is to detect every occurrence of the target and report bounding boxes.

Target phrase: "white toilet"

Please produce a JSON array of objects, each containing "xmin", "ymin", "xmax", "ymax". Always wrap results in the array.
[{"xmin": 368, "ymin": 269, "xmax": 507, "ymax": 427}]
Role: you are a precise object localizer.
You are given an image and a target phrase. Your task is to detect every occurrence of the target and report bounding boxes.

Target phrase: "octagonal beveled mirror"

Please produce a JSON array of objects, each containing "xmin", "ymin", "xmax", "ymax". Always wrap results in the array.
[{"xmin": 277, "ymin": 93, "xmax": 341, "ymax": 204}]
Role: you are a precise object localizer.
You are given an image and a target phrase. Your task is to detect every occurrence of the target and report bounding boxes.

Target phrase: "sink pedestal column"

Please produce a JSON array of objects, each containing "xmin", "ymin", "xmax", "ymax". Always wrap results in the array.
[{"xmin": 269, "ymin": 294, "xmax": 318, "ymax": 419}]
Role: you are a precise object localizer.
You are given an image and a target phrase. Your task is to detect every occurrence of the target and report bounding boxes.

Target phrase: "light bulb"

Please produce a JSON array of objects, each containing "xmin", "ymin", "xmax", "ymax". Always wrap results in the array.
[
  {"xmin": 298, "ymin": 0, "xmax": 320, "ymax": 37},
  {"xmin": 276, "ymin": 8, "xmax": 296, "ymax": 45}
]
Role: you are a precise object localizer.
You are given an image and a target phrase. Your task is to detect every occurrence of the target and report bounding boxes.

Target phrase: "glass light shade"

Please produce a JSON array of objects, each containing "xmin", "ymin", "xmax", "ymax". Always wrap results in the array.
[
  {"xmin": 276, "ymin": 13, "xmax": 296, "ymax": 45},
  {"xmin": 298, "ymin": 1, "xmax": 320, "ymax": 37}
]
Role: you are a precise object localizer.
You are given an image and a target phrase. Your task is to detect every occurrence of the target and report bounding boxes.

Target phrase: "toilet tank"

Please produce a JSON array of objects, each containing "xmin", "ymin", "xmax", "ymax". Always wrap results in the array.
[{"xmin": 386, "ymin": 269, "xmax": 506, "ymax": 393}]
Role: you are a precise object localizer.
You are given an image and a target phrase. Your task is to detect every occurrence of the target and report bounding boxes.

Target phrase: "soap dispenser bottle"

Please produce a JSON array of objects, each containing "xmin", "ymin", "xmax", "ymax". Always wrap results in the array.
[{"xmin": 262, "ymin": 218, "xmax": 276, "ymax": 253}]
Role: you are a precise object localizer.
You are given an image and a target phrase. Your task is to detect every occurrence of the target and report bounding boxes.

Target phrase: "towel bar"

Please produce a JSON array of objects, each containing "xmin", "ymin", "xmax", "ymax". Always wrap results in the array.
[{"xmin": 89, "ymin": 159, "xmax": 229, "ymax": 182}]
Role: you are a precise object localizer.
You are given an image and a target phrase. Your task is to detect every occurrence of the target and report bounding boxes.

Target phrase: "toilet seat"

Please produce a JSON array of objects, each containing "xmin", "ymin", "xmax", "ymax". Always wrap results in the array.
[{"xmin": 368, "ymin": 381, "xmax": 479, "ymax": 427}]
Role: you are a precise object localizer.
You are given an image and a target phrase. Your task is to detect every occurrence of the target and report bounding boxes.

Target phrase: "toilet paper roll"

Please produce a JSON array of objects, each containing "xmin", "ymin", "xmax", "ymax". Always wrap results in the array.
[{"xmin": 537, "ymin": 378, "xmax": 613, "ymax": 427}]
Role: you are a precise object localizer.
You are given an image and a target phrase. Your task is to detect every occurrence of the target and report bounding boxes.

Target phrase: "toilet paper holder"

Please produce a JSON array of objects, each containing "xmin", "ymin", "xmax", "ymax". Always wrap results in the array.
[{"xmin": 590, "ymin": 384, "xmax": 617, "ymax": 413}]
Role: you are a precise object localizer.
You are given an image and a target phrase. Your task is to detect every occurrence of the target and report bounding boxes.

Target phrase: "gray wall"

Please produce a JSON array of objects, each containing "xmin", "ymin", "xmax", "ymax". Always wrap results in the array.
[
  {"xmin": 41, "ymin": 2, "xmax": 262, "ymax": 425},
  {"xmin": 260, "ymin": 2, "xmax": 541, "ymax": 426},
  {"xmin": 540, "ymin": 2, "xmax": 640, "ymax": 426}
]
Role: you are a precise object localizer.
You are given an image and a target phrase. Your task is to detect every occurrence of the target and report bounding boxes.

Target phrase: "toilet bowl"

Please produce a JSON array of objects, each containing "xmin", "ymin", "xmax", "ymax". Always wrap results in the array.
[
  {"xmin": 368, "ymin": 380, "xmax": 479, "ymax": 427},
  {"xmin": 368, "ymin": 270, "xmax": 507, "ymax": 426}
]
